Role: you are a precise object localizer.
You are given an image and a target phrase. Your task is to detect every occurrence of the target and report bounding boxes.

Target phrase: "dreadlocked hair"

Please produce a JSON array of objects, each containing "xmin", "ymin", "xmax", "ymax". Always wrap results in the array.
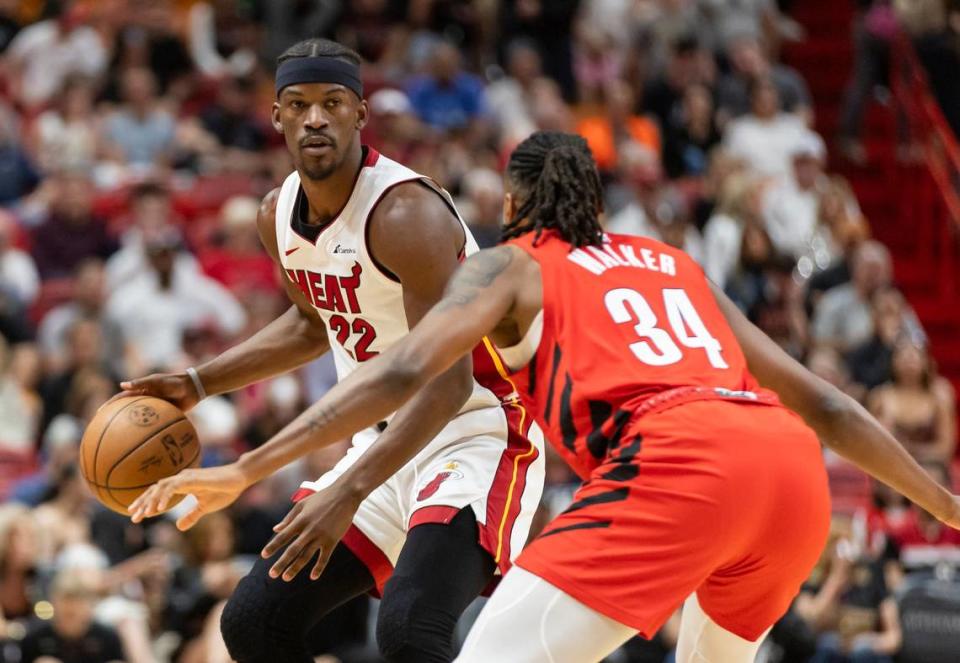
[{"xmin": 501, "ymin": 131, "xmax": 604, "ymax": 248}]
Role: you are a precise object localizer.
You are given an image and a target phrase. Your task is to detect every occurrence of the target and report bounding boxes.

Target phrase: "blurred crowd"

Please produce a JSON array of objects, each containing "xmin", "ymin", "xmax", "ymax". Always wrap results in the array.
[{"xmin": 0, "ymin": 1, "xmax": 958, "ymax": 662}]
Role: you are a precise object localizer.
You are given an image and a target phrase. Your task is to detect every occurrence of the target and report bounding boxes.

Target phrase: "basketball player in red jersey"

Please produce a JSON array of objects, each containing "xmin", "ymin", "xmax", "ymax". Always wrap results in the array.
[
  {"xmin": 120, "ymin": 39, "xmax": 545, "ymax": 663},
  {"xmin": 132, "ymin": 131, "xmax": 960, "ymax": 661}
]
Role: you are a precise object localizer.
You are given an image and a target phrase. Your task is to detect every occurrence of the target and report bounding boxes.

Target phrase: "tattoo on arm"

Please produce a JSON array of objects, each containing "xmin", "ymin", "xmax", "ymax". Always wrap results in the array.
[
  {"xmin": 436, "ymin": 247, "xmax": 514, "ymax": 312},
  {"xmin": 306, "ymin": 404, "xmax": 336, "ymax": 435}
]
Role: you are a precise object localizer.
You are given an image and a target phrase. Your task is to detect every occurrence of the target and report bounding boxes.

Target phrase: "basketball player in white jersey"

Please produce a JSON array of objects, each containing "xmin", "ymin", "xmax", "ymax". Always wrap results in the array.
[{"xmin": 121, "ymin": 39, "xmax": 544, "ymax": 663}]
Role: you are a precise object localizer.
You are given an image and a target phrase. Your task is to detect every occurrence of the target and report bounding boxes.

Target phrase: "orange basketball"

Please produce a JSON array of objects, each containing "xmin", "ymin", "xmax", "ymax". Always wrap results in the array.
[{"xmin": 80, "ymin": 396, "xmax": 200, "ymax": 515}]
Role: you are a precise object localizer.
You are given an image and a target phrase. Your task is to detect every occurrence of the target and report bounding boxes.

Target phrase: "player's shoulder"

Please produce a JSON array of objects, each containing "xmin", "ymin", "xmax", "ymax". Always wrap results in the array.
[
  {"xmin": 372, "ymin": 179, "xmax": 455, "ymax": 230},
  {"xmin": 368, "ymin": 179, "xmax": 462, "ymax": 258}
]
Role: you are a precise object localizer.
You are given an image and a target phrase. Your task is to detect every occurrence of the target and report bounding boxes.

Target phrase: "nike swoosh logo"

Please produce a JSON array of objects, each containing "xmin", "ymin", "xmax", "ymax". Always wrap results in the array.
[{"xmin": 284, "ymin": 247, "xmax": 300, "ymax": 256}]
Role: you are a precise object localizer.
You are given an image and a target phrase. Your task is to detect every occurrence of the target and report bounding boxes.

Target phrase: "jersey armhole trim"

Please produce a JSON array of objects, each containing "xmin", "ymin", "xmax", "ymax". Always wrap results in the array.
[{"xmin": 363, "ymin": 177, "xmax": 465, "ymax": 284}]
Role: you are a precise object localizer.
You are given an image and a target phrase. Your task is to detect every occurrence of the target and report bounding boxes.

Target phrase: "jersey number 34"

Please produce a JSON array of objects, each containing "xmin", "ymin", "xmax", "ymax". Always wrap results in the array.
[{"xmin": 604, "ymin": 288, "xmax": 728, "ymax": 369}]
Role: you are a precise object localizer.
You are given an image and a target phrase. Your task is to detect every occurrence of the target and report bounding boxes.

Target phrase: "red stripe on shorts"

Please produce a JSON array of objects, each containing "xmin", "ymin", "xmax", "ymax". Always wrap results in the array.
[
  {"xmin": 291, "ymin": 487, "xmax": 394, "ymax": 596},
  {"xmin": 408, "ymin": 504, "xmax": 460, "ymax": 529},
  {"xmin": 479, "ymin": 404, "xmax": 538, "ymax": 573}
]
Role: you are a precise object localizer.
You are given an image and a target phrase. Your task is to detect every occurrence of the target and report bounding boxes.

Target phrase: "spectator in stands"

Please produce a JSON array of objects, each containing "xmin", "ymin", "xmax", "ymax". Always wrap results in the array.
[
  {"xmin": 606, "ymin": 148, "xmax": 706, "ymax": 262},
  {"xmin": 29, "ymin": 171, "xmax": 117, "ymax": 280},
  {"xmin": 0, "ymin": 103, "xmax": 40, "ymax": 205},
  {"xmin": 19, "ymin": 567, "xmax": 125, "ymax": 663},
  {"xmin": 39, "ymin": 316, "xmax": 115, "ymax": 434},
  {"xmin": 11, "ymin": 414, "xmax": 82, "ymax": 507},
  {"xmin": 199, "ymin": 196, "xmax": 277, "ymax": 296},
  {"xmin": 106, "ymin": 181, "xmax": 195, "ymax": 291},
  {"xmin": 33, "ymin": 462, "xmax": 92, "ymax": 562},
  {"xmin": 869, "ymin": 341, "xmax": 957, "ymax": 462},
  {"xmin": 0, "ymin": 504, "xmax": 39, "ymax": 625},
  {"xmin": 101, "ymin": 67, "xmax": 177, "ymax": 169},
  {"xmin": 803, "ymin": 177, "xmax": 872, "ymax": 315},
  {"xmin": 644, "ymin": 34, "xmax": 712, "ymax": 133},
  {"xmin": 363, "ymin": 88, "xmax": 434, "ymax": 168},
  {"xmin": 38, "ymin": 258, "xmax": 115, "ymax": 371},
  {"xmin": 38, "ymin": 259, "xmax": 124, "ymax": 376},
  {"xmin": 796, "ymin": 523, "xmax": 902, "ymax": 663},
  {"xmin": 699, "ymin": 0, "xmax": 798, "ymax": 51},
  {"xmin": 187, "ymin": 0, "xmax": 261, "ymax": 79},
  {"xmin": 724, "ymin": 76, "xmax": 809, "ymax": 181},
  {"xmin": 5, "ymin": 2, "xmax": 108, "ymax": 111},
  {"xmin": 573, "ymin": 22, "xmax": 624, "ymax": 105},
  {"xmin": 199, "ymin": 75, "xmax": 268, "ymax": 155},
  {"xmin": 811, "ymin": 240, "xmax": 894, "ymax": 352},
  {"xmin": 406, "ymin": 40, "xmax": 488, "ymax": 133},
  {"xmin": 106, "ymin": 0, "xmax": 193, "ymax": 97},
  {"xmin": 528, "ymin": 77, "xmax": 576, "ymax": 134},
  {"xmin": 334, "ymin": 0, "xmax": 401, "ymax": 65},
  {"xmin": 606, "ymin": 142, "xmax": 664, "ymax": 230},
  {"xmin": 703, "ymin": 172, "xmax": 767, "ymax": 288},
  {"xmin": 106, "ymin": 227, "xmax": 246, "ymax": 371},
  {"xmin": 166, "ymin": 512, "xmax": 243, "ymax": 662},
  {"xmin": 458, "ymin": 168, "xmax": 504, "ymax": 249},
  {"xmin": 577, "ymin": 79, "xmax": 661, "ymax": 173},
  {"xmin": 837, "ymin": 0, "xmax": 897, "ymax": 165},
  {"xmin": 0, "ymin": 336, "xmax": 40, "ymax": 453},
  {"xmin": 886, "ymin": 461, "xmax": 960, "ymax": 581},
  {"xmin": 498, "ymin": 0, "xmax": 579, "ymax": 101},
  {"xmin": 846, "ymin": 287, "xmax": 919, "ymax": 392},
  {"xmin": 30, "ymin": 74, "xmax": 99, "ymax": 174},
  {"xmin": 0, "ymin": 211, "xmax": 38, "ymax": 308},
  {"xmin": 662, "ymin": 82, "xmax": 722, "ymax": 179},
  {"xmin": 724, "ymin": 221, "xmax": 807, "ymax": 355},
  {"xmin": 763, "ymin": 129, "xmax": 828, "ymax": 260},
  {"xmin": 485, "ymin": 39, "xmax": 544, "ymax": 150},
  {"xmin": 716, "ymin": 31, "xmax": 813, "ymax": 125}
]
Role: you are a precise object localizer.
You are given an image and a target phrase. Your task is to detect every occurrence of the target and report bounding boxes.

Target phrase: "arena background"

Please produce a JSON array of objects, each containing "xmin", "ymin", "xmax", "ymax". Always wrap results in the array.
[{"xmin": 1, "ymin": 1, "xmax": 959, "ymax": 661}]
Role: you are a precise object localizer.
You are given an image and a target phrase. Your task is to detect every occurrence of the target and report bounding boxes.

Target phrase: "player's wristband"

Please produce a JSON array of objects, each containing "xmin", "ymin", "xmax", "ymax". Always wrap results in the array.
[{"xmin": 185, "ymin": 367, "xmax": 207, "ymax": 401}]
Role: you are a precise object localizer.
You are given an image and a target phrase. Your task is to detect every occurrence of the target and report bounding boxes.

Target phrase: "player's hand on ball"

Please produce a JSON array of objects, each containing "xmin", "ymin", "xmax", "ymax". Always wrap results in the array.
[
  {"xmin": 113, "ymin": 372, "xmax": 203, "ymax": 412},
  {"xmin": 128, "ymin": 464, "xmax": 249, "ymax": 530},
  {"xmin": 261, "ymin": 486, "xmax": 362, "ymax": 582}
]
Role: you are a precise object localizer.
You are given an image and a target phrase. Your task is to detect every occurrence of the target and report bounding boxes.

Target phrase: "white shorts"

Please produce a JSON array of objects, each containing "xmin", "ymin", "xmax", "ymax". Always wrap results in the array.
[{"xmin": 294, "ymin": 403, "xmax": 545, "ymax": 594}]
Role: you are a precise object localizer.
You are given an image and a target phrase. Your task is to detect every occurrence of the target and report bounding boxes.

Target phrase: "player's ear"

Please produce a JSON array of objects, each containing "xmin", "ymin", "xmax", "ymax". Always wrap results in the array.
[
  {"xmin": 356, "ymin": 99, "xmax": 369, "ymax": 131},
  {"xmin": 502, "ymin": 192, "xmax": 516, "ymax": 226},
  {"xmin": 271, "ymin": 101, "xmax": 283, "ymax": 133}
]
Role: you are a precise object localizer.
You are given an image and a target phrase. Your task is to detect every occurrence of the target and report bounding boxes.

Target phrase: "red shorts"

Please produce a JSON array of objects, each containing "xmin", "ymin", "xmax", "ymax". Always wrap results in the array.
[{"xmin": 515, "ymin": 399, "xmax": 831, "ymax": 641}]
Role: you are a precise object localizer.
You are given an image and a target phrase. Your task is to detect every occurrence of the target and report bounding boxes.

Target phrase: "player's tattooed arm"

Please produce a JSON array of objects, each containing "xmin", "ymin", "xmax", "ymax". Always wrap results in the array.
[{"xmin": 435, "ymin": 245, "xmax": 515, "ymax": 311}]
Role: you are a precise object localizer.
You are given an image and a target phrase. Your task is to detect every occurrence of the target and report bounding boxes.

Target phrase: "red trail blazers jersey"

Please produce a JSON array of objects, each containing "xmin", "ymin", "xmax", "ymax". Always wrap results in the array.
[{"xmin": 503, "ymin": 230, "xmax": 781, "ymax": 479}]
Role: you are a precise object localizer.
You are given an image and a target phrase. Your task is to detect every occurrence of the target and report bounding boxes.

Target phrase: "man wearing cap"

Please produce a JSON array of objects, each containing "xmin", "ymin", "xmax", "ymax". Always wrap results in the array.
[
  {"xmin": 762, "ymin": 129, "xmax": 829, "ymax": 259},
  {"xmin": 122, "ymin": 38, "xmax": 544, "ymax": 663}
]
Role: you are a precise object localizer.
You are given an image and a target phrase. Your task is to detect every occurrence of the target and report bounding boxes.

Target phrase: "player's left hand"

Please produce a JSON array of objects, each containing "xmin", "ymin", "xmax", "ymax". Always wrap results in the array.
[{"xmin": 261, "ymin": 485, "xmax": 362, "ymax": 582}]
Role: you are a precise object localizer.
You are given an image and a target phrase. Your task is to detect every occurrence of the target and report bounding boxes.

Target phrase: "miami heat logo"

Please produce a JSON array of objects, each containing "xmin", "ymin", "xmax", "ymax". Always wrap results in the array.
[
  {"xmin": 128, "ymin": 405, "xmax": 159, "ymax": 427},
  {"xmin": 417, "ymin": 461, "xmax": 464, "ymax": 501}
]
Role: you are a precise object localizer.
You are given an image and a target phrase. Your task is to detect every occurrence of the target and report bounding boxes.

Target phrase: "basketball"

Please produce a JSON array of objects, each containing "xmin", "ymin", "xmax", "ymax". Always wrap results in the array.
[{"xmin": 80, "ymin": 396, "xmax": 201, "ymax": 515}]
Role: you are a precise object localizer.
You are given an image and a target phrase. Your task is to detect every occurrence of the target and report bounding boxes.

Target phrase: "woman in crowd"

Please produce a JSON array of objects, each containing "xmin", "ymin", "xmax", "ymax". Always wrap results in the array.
[{"xmin": 869, "ymin": 341, "xmax": 957, "ymax": 462}]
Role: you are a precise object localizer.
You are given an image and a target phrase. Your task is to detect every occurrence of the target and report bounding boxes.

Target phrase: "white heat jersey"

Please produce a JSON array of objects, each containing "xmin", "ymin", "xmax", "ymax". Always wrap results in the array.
[{"xmin": 275, "ymin": 147, "xmax": 510, "ymax": 423}]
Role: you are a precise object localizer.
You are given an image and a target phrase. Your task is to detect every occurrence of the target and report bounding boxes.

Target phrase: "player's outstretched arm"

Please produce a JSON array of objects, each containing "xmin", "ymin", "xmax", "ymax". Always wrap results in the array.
[
  {"xmin": 119, "ymin": 189, "xmax": 331, "ymax": 409},
  {"xmin": 253, "ymin": 245, "xmax": 524, "ymax": 581},
  {"xmin": 712, "ymin": 283, "xmax": 960, "ymax": 529}
]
